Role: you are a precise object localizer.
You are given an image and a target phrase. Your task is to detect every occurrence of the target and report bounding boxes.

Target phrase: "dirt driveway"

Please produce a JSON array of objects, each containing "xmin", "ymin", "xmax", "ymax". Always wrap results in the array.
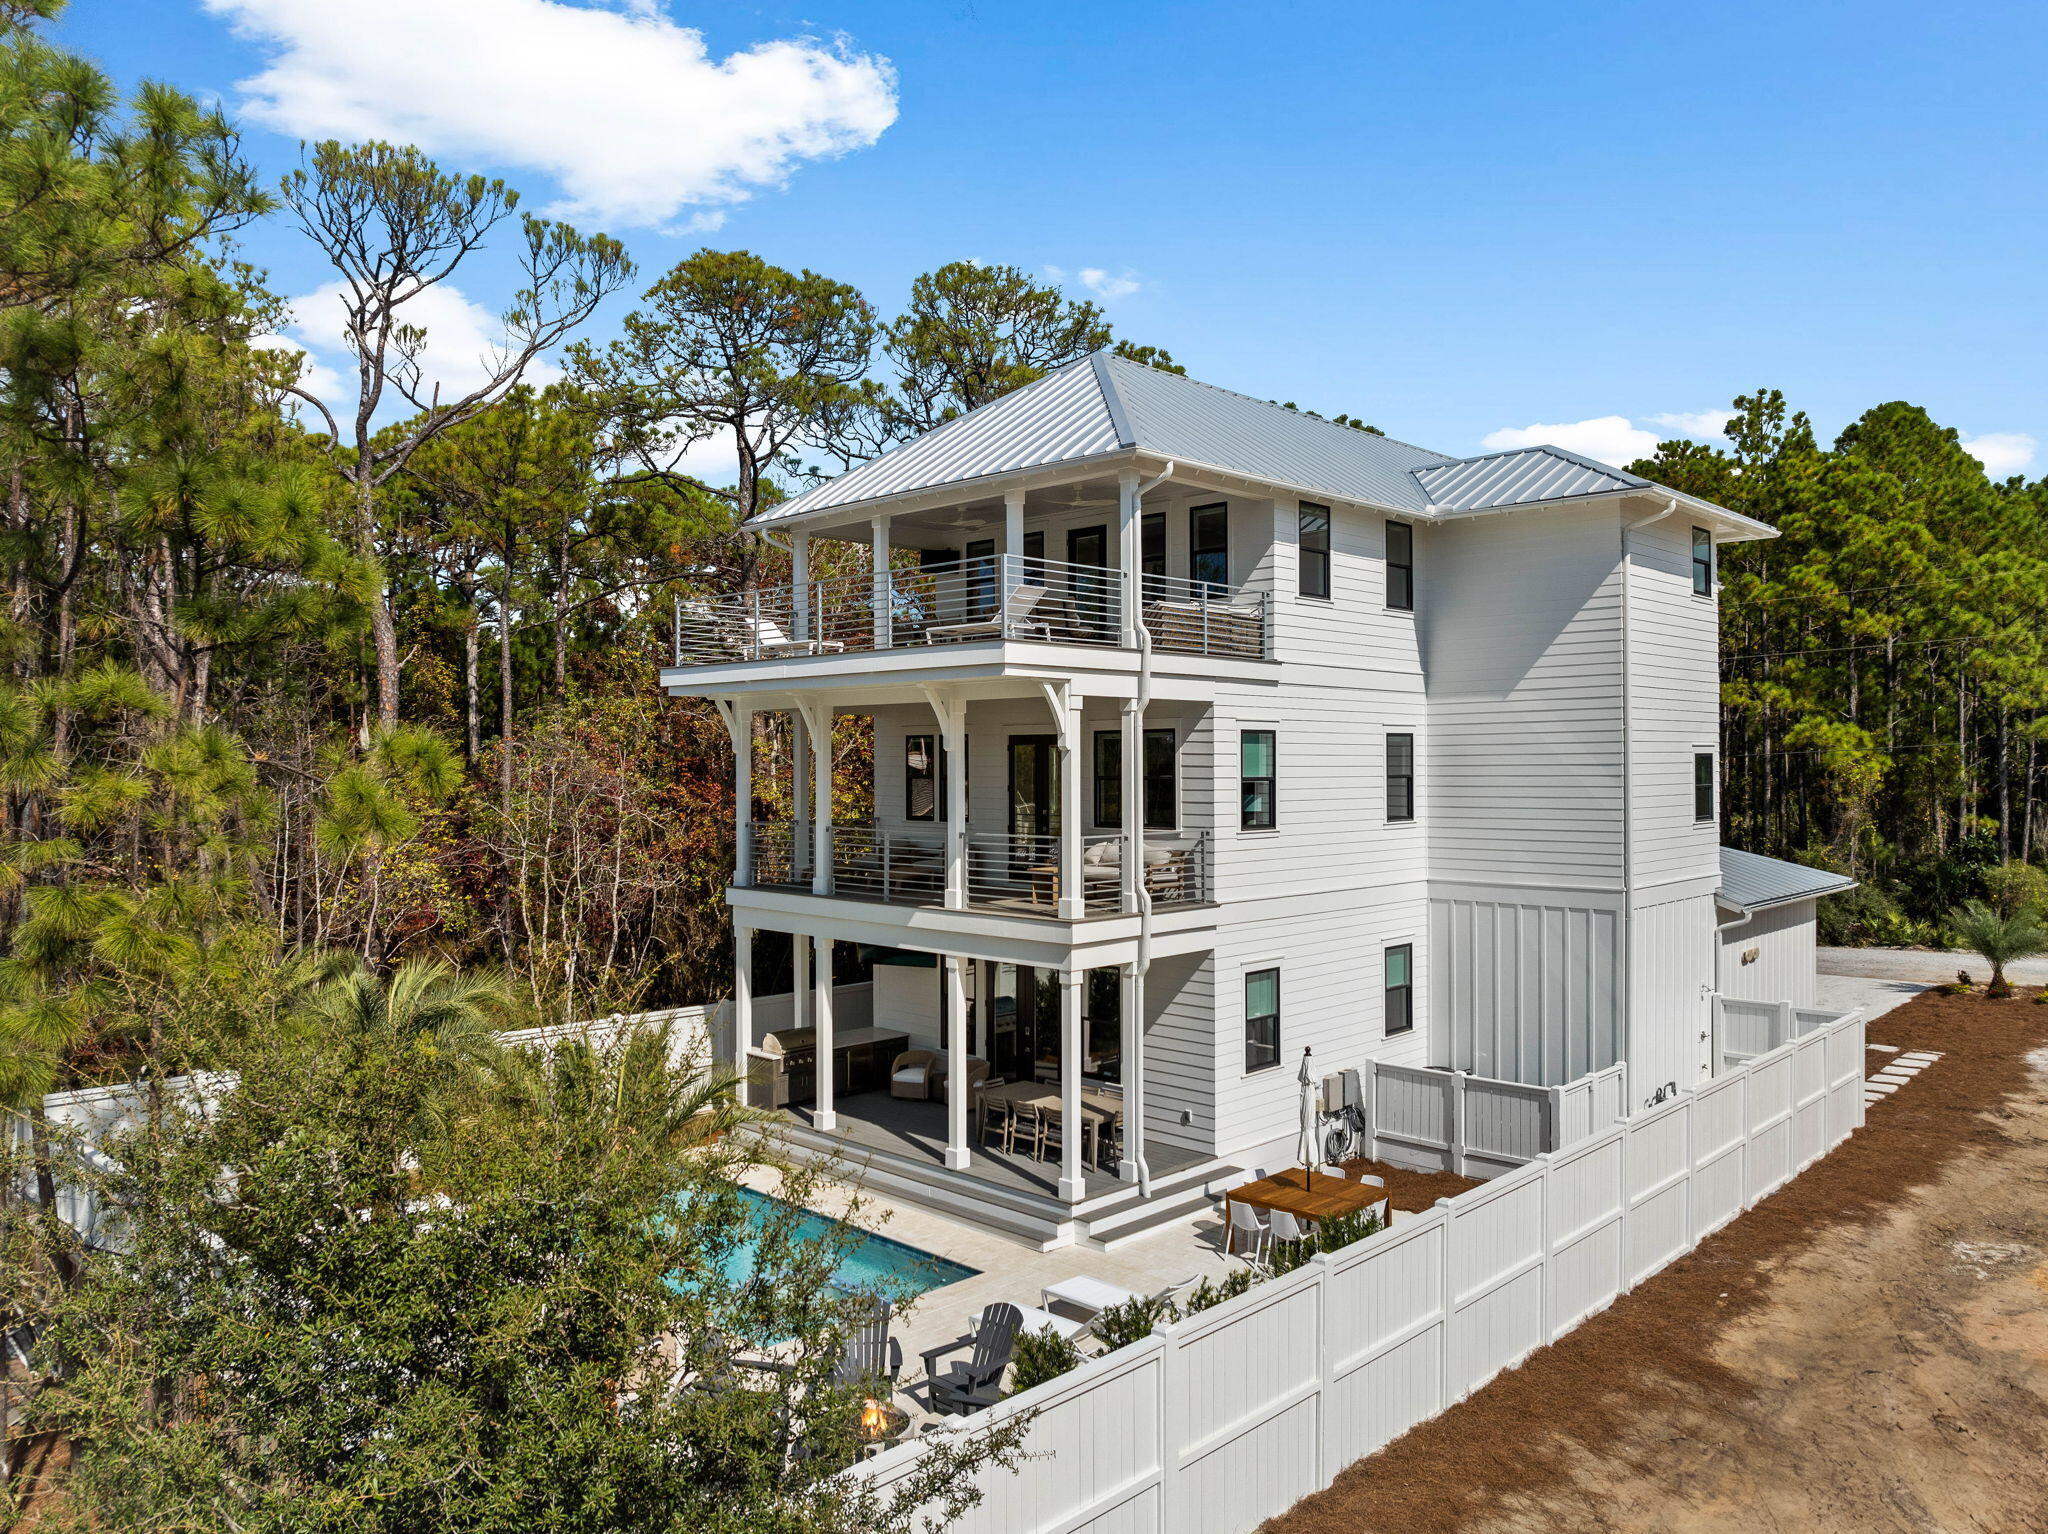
[{"xmin": 1263, "ymin": 989, "xmax": 2048, "ymax": 1534}]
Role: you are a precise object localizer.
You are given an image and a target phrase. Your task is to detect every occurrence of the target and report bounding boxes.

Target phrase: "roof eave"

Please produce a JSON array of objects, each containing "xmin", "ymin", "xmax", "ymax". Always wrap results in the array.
[{"xmin": 739, "ymin": 446, "xmax": 1149, "ymax": 534}]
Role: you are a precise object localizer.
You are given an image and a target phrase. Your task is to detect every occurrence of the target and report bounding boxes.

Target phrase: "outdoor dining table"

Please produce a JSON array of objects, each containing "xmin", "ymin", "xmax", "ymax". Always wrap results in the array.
[
  {"xmin": 1224, "ymin": 1166, "xmax": 1390, "ymax": 1224},
  {"xmin": 977, "ymin": 1079, "xmax": 1123, "ymax": 1168}
]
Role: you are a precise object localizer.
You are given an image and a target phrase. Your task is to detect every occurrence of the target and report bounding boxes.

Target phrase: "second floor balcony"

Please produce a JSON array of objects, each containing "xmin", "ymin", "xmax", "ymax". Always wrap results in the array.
[
  {"xmin": 671, "ymin": 554, "xmax": 1267, "ymax": 674},
  {"xmin": 744, "ymin": 820, "xmax": 1214, "ymax": 919}
]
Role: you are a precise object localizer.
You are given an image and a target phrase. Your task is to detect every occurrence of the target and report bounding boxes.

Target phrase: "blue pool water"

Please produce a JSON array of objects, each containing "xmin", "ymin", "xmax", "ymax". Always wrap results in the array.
[{"xmin": 713, "ymin": 1187, "xmax": 978, "ymax": 1300}]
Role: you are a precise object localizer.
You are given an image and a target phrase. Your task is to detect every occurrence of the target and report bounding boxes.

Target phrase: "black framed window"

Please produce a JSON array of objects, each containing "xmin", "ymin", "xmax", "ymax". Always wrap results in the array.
[
  {"xmin": 1384, "ymin": 944, "xmax": 1413, "ymax": 1035},
  {"xmin": 906, "ymin": 734, "xmax": 951, "ymax": 821},
  {"xmin": 1691, "ymin": 527, "xmax": 1713, "ymax": 596},
  {"xmin": 1093, "ymin": 728, "xmax": 1177, "ymax": 829},
  {"xmin": 1386, "ymin": 732, "xmax": 1415, "ymax": 822},
  {"xmin": 1298, "ymin": 503, "xmax": 1331, "ymax": 599},
  {"xmin": 1245, "ymin": 967, "xmax": 1281, "ymax": 1072},
  {"xmin": 1240, "ymin": 730, "xmax": 1276, "ymax": 829},
  {"xmin": 1141, "ymin": 510, "xmax": 1166, "ymax": 578},
  {"xmin": 1694, "ymin": 752, "xmax": 1715, "ymax": 822},
  {"xmin": 1190, "ymin": 503, "xmax": 1228, "ymax": 593},
  {"xmin": 1386, "ymin": 520, "xmax": 1414, "ymax": 611}
]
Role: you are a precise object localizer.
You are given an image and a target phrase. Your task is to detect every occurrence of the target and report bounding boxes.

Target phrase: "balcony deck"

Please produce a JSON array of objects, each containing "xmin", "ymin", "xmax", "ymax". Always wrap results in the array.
[{"xmin": 669, "ymin": 555, "xmax": 1267, "ymax": 674}]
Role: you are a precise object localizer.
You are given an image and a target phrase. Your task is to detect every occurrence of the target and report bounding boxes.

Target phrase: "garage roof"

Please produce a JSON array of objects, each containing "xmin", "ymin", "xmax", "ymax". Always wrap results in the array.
[{"xmin": 1719, "ymin": 847, "xmax": 1858, "ymax": 912}]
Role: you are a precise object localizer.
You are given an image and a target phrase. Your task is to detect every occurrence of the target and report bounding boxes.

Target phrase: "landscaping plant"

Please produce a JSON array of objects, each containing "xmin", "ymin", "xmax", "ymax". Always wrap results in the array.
[
  {"xmin": 1946, "ymin": 900, "xmax": 2048, "ymax": 998},
  {"xmin": 1009, "ymin": 1324, "xmax": 1084, "ymax": 1393}
]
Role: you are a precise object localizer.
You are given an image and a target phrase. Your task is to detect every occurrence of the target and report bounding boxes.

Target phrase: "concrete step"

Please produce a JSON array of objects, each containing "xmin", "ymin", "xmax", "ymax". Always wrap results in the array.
[
  {"xmin": 1082, "ymin": 1163, "xmax": 1241, "ymax": 1249},
  {"xmin": 775, "ymin": 1124, "xmax": 1072, "ymax": 1249}
]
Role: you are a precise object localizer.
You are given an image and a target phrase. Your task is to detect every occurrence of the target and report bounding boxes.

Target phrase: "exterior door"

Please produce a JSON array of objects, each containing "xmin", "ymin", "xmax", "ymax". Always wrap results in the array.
[
  {"xmin": 1066, "ymin": 524, "xmax": 1110, "ymax": 641},
  {"xmin": 1008, "ymin": 734, "xmax": 1060, "ymax": 875}
]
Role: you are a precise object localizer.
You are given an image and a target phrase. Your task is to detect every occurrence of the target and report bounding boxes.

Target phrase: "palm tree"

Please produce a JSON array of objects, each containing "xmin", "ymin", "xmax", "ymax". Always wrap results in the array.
[{"xmin": 1946, "ymin": 899, "xmax": 2048, "ymax": 998}]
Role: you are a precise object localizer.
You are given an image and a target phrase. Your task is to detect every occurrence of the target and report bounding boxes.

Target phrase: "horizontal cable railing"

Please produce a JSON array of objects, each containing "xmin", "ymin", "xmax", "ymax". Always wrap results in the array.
[
  {"xmin": 672, "ymin": 555, "xmax": 1128, "ymax": 665},
  {"xmin": 741, "ymin": 823, "xmax": 1214, "ymax": 914},
  {"xmin": 828, "ymin": 824, "xmax": 948, "ymax": 902},
  {"xmin": 1138, "ymin": 573, "xmax": 1268, "ymax": 660}
]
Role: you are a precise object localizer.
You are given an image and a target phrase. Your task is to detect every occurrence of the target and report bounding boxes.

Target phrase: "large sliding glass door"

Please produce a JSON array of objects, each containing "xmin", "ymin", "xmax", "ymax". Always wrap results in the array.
[{"xmin": 979, "ymin": 961, "xmax": 1121, "ymax": 1087}]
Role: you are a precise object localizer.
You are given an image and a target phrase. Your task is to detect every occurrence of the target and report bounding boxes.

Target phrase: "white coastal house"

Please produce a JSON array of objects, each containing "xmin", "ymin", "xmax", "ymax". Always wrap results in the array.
[{"xmin": 659, "ymin": 353, "xmax": 1852, "ymax": 1247}]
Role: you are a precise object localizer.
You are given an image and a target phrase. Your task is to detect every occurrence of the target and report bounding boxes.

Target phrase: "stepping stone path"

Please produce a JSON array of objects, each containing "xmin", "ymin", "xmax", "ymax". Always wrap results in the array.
[{"xmin": 1864, "ymin": 1045, "xmax": 1943, "ymax": 1105}]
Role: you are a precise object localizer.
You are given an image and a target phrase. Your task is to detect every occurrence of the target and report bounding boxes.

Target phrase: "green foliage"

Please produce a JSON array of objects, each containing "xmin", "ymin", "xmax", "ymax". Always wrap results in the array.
[
  {"xmin": 1178, "ymin": 1268, "xmax": 1260, "ymax": 1314},
  {"xmin": 5, "ymin": 984, "xmax": 1028, "ymax": 1532},
  {"xmin": 1981, "ymin": 859, "xmax": 2048, "ymax": 919},
  {"xmin": 1089, "ymin": 1292, "xmax": 1179, "ymax": 1352},
  {"xmin": 1264, "ymin": 1206, "xmax": 1385, "ymax": 1276},
  {"xmin": 1010, "ymin": 1324, "xmax": 1084, "ymax": 1393},
  {"xmin": 1944, "ymin": 899, "xmax": 2048, "ymax": 997}
]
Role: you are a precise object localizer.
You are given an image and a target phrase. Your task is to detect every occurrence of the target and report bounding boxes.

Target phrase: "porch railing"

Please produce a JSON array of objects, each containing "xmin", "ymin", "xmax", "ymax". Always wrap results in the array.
[
  {"xmin": 740, "ymin": 823, "xmax": 1211, "ymax": 915},
  {"xmin": 672, "ymin": 554, "xmax": 1268, "ymax": 666},
  {"xmin": 1138, "ymin": 572, "xmax": 1268, "ymax": 660}
]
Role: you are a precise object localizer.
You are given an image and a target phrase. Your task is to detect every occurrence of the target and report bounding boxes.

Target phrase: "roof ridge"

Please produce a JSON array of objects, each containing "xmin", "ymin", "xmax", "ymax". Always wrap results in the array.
[
  {"xmin": 1094, "ymin": 351, "xmax": 1454, "ymax": 463},
  {"xmin": 1418, "ymin": 440, "xmax": 1646, "ymax": 483}
]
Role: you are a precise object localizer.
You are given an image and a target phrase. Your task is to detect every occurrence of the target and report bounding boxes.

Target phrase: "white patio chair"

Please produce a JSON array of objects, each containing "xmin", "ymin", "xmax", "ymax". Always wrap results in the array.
[
  {"xmin": 922, "ymin": 584, "xmax": 1050, "ymax": 643},
  {"xmin": 749, "ymin": 614, "xmax": 846, "ymax": 658},
  {"xmin": 1318, "ymin": 1163, "xmax": 1350, "ymax": 1182},
  {"xmin": 1269, "ymin": 1210, "xmax": 1313, "ymax": 1247},
  {"xmin": 1226, "ymin": 1200, "xmax": 1269, "ymax": 1260}
]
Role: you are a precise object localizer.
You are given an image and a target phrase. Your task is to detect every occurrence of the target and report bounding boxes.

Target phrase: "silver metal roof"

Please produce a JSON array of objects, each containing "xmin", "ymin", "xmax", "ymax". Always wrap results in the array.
[
  {"xmin": 753, "ymin": 352, "xmax": 1757, "ymax": 532},
  {"xmin": 1718, "ymin": 846, "xmax": 1858, "ymax": 911},
  {"xmin": 1413, "ymin": 445, "xmax": 1646, "ymax": 513}
]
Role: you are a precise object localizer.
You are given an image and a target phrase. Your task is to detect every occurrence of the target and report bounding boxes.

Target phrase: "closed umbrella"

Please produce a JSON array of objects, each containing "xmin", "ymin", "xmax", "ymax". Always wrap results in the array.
[{"xmin": 1296, "ymin": 1047, "xmax": 1318, "ymax": 1193}]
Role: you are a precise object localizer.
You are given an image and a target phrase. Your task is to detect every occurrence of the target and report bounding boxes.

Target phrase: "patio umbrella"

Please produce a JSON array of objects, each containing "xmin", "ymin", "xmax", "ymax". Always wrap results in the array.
[{"xmin": 1296, "ymin": 1047, "xmax": 1318, "ymax": 1192}]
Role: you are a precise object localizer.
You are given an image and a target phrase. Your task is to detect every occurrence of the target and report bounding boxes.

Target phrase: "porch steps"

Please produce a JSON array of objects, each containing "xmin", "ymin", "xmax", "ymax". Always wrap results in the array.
[
  {"xmin": 773, "ymin": 1121, "xmax": 1074, "ymax": 1249},
  {"xmin": 1081, "ymin": 1161, "xmax": 1240, "ymax": 1251}
]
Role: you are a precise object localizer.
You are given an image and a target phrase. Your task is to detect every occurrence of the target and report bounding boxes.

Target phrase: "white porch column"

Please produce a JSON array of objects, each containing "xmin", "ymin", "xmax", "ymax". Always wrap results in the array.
[
  {"xmin": 790, "ymin": 710, "xmax": 810, "ymax": 885},
  {"xmin": 731, "ymin": 922, "xmax": 754, "ymax": 1078},
  {"xmin": 791, "ymin": 924, "xmax": 811, "ymax": 1034},
  {"xmin": 718, "ymin": 701, "xmax": 755, "ymax": 887},
  {"xmin": 1043, "ymin": 683, "xmax": 1084, "ymax": 920},
  {"xmin": 812, "ymin": 935, "xmax": 836, "ymax": 1131},
  {"xmin": 1003, "ymin": 490, "xmax": 1026, "ymax": 563},
  {"xmin": 1059, "ymin": 966, "xmax": 1085, "ymax": 1201},
  {"xmin": 1119, "ymin": 961, "xmax": 1146, "ymax": 1182},
  {"xmin": 1121, "ymin": 698, "xmax": 1143, "ymax": 913},
  {"xmin": 1117, "ymin": 468, "xmax": 1142, "ymax": 648},
  {"xmin": 943, "ymin": 955, "xmax": 970, "ymax": 1170},
  {"xmin": 870, "ymin": 516, "xmax": 892, "ymax": 649},
  {"xmin": 921, "ymin": 685, "xmax": 968, "ymax": 909},
  {"xmin": 797, "ymin": 698, "xmax": 834, "ymax": 895},
  {"xmin": 791, "ymin": 530, "xmax": 811, "ymax": 640}
]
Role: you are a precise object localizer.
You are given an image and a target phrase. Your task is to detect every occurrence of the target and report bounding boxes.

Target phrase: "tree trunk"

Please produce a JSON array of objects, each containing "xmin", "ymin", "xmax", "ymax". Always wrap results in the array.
[
  {"xmin": 357, "ymin": 473, "xmax": 400, "ymax": 732},
  {"xmin": 498, "ymin": 584, "xmax": 515, "ymax": 820}
]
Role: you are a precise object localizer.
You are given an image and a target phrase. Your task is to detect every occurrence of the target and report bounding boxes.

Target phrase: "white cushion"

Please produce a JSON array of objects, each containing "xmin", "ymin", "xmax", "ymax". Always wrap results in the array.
[
  {"xmin": 1144, "ymin": 845, "xmax": 1173, "ymax": 866},
  {"xmin": 891, "ymin": 1068, "xmax": 926, "ymax": 1084},
  {"xmin": 1082, "ymin": 841, "xmax": 1117, "ymax": 866}
]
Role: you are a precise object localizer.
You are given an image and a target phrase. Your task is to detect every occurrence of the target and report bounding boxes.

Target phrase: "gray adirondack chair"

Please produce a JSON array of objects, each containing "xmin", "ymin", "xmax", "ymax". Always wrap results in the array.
[
  {"xmin": 920, "ymin": 1300, "xmax": 1023, "ymax": 1415},
  {"xmin": 831, "ymin": 1298, "xmax": 903, "ymax": 1388}
]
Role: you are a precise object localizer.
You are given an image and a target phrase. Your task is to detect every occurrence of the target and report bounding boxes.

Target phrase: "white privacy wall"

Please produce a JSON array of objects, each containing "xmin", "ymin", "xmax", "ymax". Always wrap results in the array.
[{"xmin": 854, "ymin": 1005, "xmax": 1867, "ymax": 1534}]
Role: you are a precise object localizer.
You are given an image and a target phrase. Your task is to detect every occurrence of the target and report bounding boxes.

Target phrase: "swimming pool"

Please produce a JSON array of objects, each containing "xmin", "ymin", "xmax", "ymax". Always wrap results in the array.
[{"xmin": 712, "ymin": 1187, "xmax": 978, "ymax": 1301}]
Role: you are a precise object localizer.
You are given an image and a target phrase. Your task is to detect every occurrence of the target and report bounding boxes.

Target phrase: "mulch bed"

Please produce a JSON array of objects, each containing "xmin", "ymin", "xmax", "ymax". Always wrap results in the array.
[
  {"xmin": 1341, "ymin": 1157, "xmax": 1481, "ymax": 1214},
  {"xmin": 1263, "ymin": 987, "xmax": 2048, "ymax": 1534}
]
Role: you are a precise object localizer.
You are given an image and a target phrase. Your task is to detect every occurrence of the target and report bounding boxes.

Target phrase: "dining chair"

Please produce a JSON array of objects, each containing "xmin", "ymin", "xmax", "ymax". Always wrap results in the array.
[
  {"xmin": 1226, "ymin": 1200, "xmax": 1269, "ymax": 1259},
  {"xmin": 1355, "ymin": 1173, "xmax": 1387, "ymax": 1190},
  {"xmin": 1040, "ymin": 1102, "xmax": 1064, "ymax": 1164},
  {"xmin": 1011, "ymin": 1103, "xmax": 1043, "ymax": 1160},
  {"xmin": 1318, "ymin": 1163, "xmax": 1349, "ymax": 1182},
  {"xmin": 1269, "ymin": 1210, "xmax": 1313, "ymax": 1248},
  {"xmin": 979, "ymin": 1097, "xmax": 1013, "ymax": 1153}
]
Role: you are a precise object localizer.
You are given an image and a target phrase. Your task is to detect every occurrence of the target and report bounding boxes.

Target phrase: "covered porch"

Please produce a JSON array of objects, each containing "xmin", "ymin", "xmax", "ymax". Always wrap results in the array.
[{"xmin": 733, "ymin": 928, "xmax": 1210, "ymax": 1208}]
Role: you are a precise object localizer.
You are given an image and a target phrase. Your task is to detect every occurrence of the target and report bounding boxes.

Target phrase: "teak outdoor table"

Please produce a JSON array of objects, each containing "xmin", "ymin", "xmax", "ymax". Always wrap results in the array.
[
  {"xmin": 1225, "ymin": 1166, "xmax": 1390, "ymax": 1224},
  {"xmin": 978, "ymin": 1079, "xmax": 1123, "ymax": 1167}
]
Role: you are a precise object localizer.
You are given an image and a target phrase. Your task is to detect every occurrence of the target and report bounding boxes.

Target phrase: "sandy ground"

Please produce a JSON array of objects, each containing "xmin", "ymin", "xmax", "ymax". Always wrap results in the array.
[{"xmin": 1264, "ymin": 987, "xmax": 2048, "ymax": 1534}]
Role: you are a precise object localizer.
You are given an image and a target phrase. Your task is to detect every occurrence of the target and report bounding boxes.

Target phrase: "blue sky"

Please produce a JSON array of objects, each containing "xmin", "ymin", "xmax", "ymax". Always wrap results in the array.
[{"xmin": 54, "ymin": 0, "xmax": 2048, "ymax": 477}]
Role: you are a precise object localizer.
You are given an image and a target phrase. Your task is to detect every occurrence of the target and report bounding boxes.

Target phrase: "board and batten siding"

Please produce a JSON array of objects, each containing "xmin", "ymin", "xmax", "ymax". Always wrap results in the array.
[
  {"xmin": 1629, "ymin": 890, "xmax": 1717, "ymax": 1099},
  {"xmin": 1717, "ymin": 899, "xmax": 1819, "ymax": 1008},
  {"xmin": 1427, "ymin": 888, "xmax": 1621, "ymax": 1085}
]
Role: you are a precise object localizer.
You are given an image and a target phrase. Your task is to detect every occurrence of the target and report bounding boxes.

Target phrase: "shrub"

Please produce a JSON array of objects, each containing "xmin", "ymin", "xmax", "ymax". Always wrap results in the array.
[
  {"xmin": 1264, "ymin": 1206, "xmax": 1385, "ymax": 1276},
  {"xmin": 1946, "ymin": 899, "xmax": 2048, "ymax": 998},
  {"xmin": 1982, "ymin": 860, "xmax": 2048, "ymax": 920},
  {"xmin": 1090, "ymin": 1293, "xmax": 1178, "ymax": 1352},
  {"xmin": 1180, "ymin": 1269, "xmax": 1260, "ymax": 1315},
  {"xmin": 1009, "ymin": 1324, "xmax": 1083, "ymax": 1393}
]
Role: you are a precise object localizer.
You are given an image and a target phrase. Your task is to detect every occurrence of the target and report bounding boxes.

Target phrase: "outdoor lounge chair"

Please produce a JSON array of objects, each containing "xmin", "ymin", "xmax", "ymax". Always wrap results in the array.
[
  {"xmin": 747, "ymin": 614, "xmax": 846, "ymax": 658},
  {"xmin": 830, "ymin": 1298, "xmax": 903, "ymax": 1388},
  {"xmin": 921, "ymin": 1301, "xmax": 1023, "ymax": 1416},
  {"xmin": 1039, "ymin": 1272, "xmax": 1201, "ymax": 1323},
  {"xmin": 920, "ymin": 584, "xmax": 1050, "ymax": 644},
  {"xmin": 890, "ymin": 1049, "xmax": 937, "ymax": 1100}
]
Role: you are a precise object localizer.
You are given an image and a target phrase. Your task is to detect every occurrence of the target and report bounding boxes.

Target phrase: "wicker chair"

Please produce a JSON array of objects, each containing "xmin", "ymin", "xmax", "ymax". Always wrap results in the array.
[{"xmin": 889, "ymin": 1049, "xmax": 938, "ymax": 1101}]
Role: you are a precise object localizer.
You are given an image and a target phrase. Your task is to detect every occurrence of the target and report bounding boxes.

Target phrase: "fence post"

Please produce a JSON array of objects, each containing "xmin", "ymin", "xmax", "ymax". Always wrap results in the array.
[
  {"xmin": 1435, "ymin": 1196, "xmax": 1458, "ymax": 1408},
  {"xmin": 1545, "ymin": 1082, "xmax": 1565, "ymax": 1152},
  {"xmin": 1775, "ymin": 1000, "xmax": 1795, "ymax": 1052},
  {"xmin": 1448, "ymin": 1073, "xmax": 1467, "ymax": 1176}
]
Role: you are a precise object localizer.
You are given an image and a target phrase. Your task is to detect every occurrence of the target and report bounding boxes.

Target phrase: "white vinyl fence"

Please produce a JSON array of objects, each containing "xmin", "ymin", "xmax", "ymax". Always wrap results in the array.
[
  {"xmin": 1366, "ymin": 1059, "xmax": 1629, "ymax": 1177},
  {"xmin": 855, "ymin": 1005, "xmax": 1867, "ymax": 1534},
  {"xmin": 1711, "ymin": 996, "xmax": 1841, "ymax": 1072}
]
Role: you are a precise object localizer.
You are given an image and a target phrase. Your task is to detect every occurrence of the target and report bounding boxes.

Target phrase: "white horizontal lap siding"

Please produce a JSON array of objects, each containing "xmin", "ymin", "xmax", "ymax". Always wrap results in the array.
[
  {"xmin": 1626, "ymin": 517, "xmax": 1721, "ymax": 893},
  {"xmin": 1269, "ymin": 503, "xmax": 1426, "ymax": 678},
  {"xmin": 1145, "ymin": 951, "xmax": 1218, "ymax": 1153},
  {"xmin": 1630, "ymin": 891, "xmax": 1717, "ymax": 1101},
  {"xmin": 1718, "ymin": 899, "xmax": 1819, "ymax": 1008},
  {"xmin": 1421, "ymin": 507, "xmax": 1626, "ymax": 888}
]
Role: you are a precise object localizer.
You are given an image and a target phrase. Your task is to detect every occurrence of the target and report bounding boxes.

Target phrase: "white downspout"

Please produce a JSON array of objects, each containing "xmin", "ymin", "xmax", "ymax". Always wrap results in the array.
[
  {"xmin": 1125, "ymin": 462, "xmax": 1173, "ymax": 1199},
  {"xmin": 1619, "ymin": 498, "xmax": 1677, "ymax": 1107}
]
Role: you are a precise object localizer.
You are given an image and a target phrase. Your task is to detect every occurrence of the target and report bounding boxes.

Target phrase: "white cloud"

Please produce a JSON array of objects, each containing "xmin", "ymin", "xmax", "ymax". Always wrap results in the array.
[
  {"xmin": 1045, "ymin": 264, "xmax": 1142, "ymax": 301},
  {"xmin": 202, "ymin": 0, "xmax": 898, "ymax": 228},
  {"xmin": 1480, "ymin": 416, "xmax": 1660, "ymax": 470},
  {"xmin": 1960, "ymin": 431, "xmax": 2037, "ymax": 479},
  {"xmin": 267, "ymin": 279, "xmax": 563, "ymax": 419},
  {"xmin": 1646, "ymin": 409, "xmax": 1735, "ymax": 441}
]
